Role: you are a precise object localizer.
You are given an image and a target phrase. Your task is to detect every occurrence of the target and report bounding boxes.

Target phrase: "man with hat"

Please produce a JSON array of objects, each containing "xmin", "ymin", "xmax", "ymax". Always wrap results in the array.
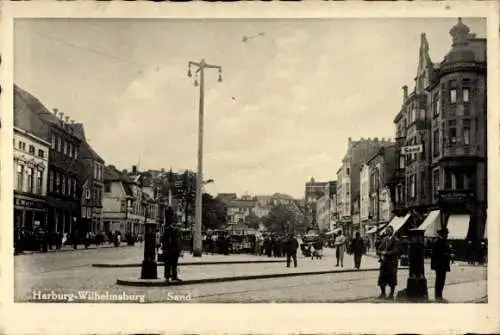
[
  {"xmin": 162, "ymin": 206, "xmax": 183, "ymax": 283},
  {"xmin": 376, "ymin": 225, "xmax": 400, "ymax": 299},
  {"xmin": 431, "ymin": 227, "xmax": 451, "ymax": 301}
]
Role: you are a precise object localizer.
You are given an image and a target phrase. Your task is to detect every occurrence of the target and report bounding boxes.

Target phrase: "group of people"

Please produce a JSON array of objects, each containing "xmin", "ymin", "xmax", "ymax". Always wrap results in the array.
[
  {"xmin": 375, "ymin": 225, "xmax": 453, "ymax": 301},
  {"xmin": 261, "ymin": 235, "xmax": 289, "ymax": 258}
]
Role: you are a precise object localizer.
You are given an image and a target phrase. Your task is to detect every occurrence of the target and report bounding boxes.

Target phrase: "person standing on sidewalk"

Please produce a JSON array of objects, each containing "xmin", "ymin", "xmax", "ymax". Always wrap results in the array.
[
  {"xmin": 351, "ymin": 231, "xmax": 365, "ymax": 270},
  {"xmin": 431, "ymin": 227, "xmax": 451, "ymax": 302},
  {"xmin": 162, "ymin": 210, "xmax": 183, "ymax": 284},
  {"xmin": 285, "ymin": 233, "xmax": 299, "ymax": 268},
  {"xmin": 377, "ymin": 226, "xmax": 400, "ymax": 300},
  {"xmin": 334, "ymin": 231, "xmax": 346, "ymax": 267}
]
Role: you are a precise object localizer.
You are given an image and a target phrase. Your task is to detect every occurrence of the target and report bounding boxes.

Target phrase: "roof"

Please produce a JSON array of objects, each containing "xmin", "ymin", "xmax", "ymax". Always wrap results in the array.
[
  {"xmin": 104, "ymin": 165, "xmax": 134, "ymax": 184},
  {"xmin": 14, "ymin": 85, "xmax": 51, "ymax": 140},
  {"xmin": 227, "ymin": 199, "xmax": 256, "ymax": 208},
  {"xmin": 70, "ymin": 123, "xmax": 105, "ymax": 163}
]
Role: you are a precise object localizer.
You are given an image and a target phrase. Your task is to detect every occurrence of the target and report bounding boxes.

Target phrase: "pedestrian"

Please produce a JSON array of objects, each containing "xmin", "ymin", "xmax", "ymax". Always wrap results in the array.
[
  {"xmin": 376, "ymin": 226, "xmax": 400, "ymax": 300},
  {"xmin": 334, "ymin": 231, "xmax": 346, "ymax": 267},
  {"xmin": 431, "ymin": 227, "xmax": 451, "ymax": 302},
  {"xmin": 351, "ymin": 231, "xmax": 365, "ymax": 270},
  {"xmin": 162, "ymin": 208, "xmax": 183, "ymax": 284},
  {"xmin": 285, "ymin": 233, "xmax": 299, "ymax": 268}
]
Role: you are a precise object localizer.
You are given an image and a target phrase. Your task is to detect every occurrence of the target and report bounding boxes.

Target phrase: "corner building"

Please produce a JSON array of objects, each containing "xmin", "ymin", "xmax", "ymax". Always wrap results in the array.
[{"xmin": 390, "ymin": 18, "xmax": 486, "ymax": 252}]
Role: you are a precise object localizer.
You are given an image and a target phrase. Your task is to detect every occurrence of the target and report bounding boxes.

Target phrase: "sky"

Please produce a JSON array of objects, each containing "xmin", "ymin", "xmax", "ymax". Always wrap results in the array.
[{"xmin": 14, "ymin": 18, "xmax": 486, "ymax": 199}]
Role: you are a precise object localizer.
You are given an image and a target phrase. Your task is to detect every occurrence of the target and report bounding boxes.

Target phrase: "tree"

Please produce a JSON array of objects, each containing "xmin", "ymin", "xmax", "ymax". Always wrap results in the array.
[
  {"xmin": 244, "ymin": 212, "xmax": 261, "ymax": 230},
  {"xmin": 264, "ymin": 204, "xmax": 295, "ymax": 233},
  {"xmin": 202, "ymin": 193, "xmax": 227, "ymax": 230}
]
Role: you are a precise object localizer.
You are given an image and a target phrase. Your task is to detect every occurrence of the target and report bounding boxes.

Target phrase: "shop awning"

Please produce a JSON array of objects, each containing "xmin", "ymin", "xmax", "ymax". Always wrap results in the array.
[
  {"xmin": 367, "ymin": 223, "xmax": 388, "ymax": 235},
  {"xmin": 418, "ymin": 210, "xmax": 440, "ymax": 237},
  {"xmin": 326, "ymin": 228, "xmax": 342, "ymax": 236},
  {"xmin": 380, "ymin": 214, "xmax": 411, "ymax": 235},
  {"xmin": 447, "ymin": 215, "xmax": 470, "ymax": 240}
]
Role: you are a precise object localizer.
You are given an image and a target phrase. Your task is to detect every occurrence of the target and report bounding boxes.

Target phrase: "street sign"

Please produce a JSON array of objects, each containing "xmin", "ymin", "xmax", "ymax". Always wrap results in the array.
[{"xmin": 401, "ymin": 145, "xmax": 423, "ymax": 155}]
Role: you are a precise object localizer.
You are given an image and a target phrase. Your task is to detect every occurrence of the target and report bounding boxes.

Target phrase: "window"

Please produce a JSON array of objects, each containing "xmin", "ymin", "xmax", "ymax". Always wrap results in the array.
[
  {"xmin": 399, "ymin": 155, "xmax": 405, "ymax": 169},
  {"xmin": 26, "ymin": 168, "xmax": 34, "ymax": 193},
  {"xmin": 67, "ymin": 176, "xmax": 72, "ymax": 196},
  {"xmin": 420, "ymin": 172, "xmax": 426, "ymax": 197},
  {"xmin": 29, "ymin": 145, "xmax": 35, "ymax": 155},
  {"xmin": 433, "ymin": 92, "xmax": 441, "ymax": 116},
  {"xmin": 36, "ymin": 170, "xmax": 43, "ymax": 194},
  {"xmin": 463, "ymin": 88, "xmax": 470, "ymax": 103},
  {"xmin": 68, "ymin": 143, "xmax": 73, "ymax": 157},
  {"xmin": 105, "ymin": 183, "xmax": 111, "ymax": 193},
  {"xmin": 56, "ymin": 137, "xmax": 62, "ymax": 152},
  {"xmin": 463, "ymin": 119, "xmax": 471, "ymax": 145},
  {"xmin": 451, "ymin": 173, "xmax": 457, "ymax": 190},
  {"xmin": 38, "ymin": 149, "xmax": 44, "ymax": 158},
  {"xmin": 433, "ymin": 129, "xmax": 440, "ymax": 157},
  {"xmin": 445, "ymin": 171, "xmax": 452, "ymax": 189},
  {"xmin": 49, "ymin": 171, "xmax": 54, "ymax": 192},
  {"xmin": 16, "ymin": 164, "xmax": 24, "ymax": 191},
  {"xmin": 448, "ymin": 120, "xmax": 457, "ymax": 145},
  {"xmin": 346, "ymin": 167, "xmax": 350, "ymax": 176},
  {"xmin": 74, "ymin": 146, "xmax": 78, "ymax": 159},
  {"xmin": 73, "ymin": 179, "xmax": 77, "ymax": 196},
  {"xmin": 410, "ymin": 175, "xmax": 416, "ymax": 198},
  {"xmin": 433, "ymin": 168, "xmax": 440, "ymax": 196},
  {"xmin": 18, "ymin": 141, "xmax": 26, "ymax": 151},
  {"xmin": 55, "ymin": 173, "xmax": 61, "ymax": 193},
  {"xmin": 63, "ymin": 141, "xmax": 68, "ymax": 155},
  {"xmin": 62, "ymin": 175, "xmax": 66, "ymax": 195},
  {"xmin": 51, "ymin": 135, "xmax": 56, "ymax": 149},
  {"xmin": 450, "ymin": 80, "xmax": 457, "ymax": 104}
]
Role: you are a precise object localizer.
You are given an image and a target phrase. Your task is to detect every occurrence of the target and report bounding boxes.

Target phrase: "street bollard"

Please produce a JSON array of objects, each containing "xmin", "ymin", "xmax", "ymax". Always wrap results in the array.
[{"xmin": 141, "ymin": 222, "xmax": 158, "ymax": 279}]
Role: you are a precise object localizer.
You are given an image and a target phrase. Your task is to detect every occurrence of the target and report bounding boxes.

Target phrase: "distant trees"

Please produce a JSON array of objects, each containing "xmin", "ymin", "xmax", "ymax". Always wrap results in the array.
[
  {"xmin": 244, "ymin": 212, "xmax": 262, "ymax": 230},
  {"xmin": 263, "ymin": 204, "xmax": 295, "ymax": 233},
  {"xmin": 202, "ymin": 193, "xmax": 227, "ymax": 230}
]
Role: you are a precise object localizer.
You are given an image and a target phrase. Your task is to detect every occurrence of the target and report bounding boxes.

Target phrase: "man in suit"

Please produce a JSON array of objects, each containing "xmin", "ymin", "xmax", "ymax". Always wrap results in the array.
[
  {"xmin": 377, "ymin": 226, "xmax": 400, "ymax": 299},
  {"xmin": 285, "ymin": 233, "xmax": 299, "ymax": 268},
  {"xmin": 162, "ymin": 207, "xmax": 183, "ymax": 283},
  {"xmin": 431, "ymin": 227, "xmax": 451, "ymax": 302}
]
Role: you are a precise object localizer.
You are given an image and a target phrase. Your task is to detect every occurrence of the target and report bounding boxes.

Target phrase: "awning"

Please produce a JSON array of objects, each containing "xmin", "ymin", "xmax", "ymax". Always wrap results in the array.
[
  {"xmin": 366, "ymin": 223, "xmax": 388, "ymax": 235},
  {"xmin": 380, "ymin": 214, "xmax": 411, "ymax": 235},
  {"xmin": 418, "ymin": 210, "xmax": 440, "ymax": 237},
  {"xmin": 326, "ymin": 228, "xmax": 342, "ymax": 236},
  {"xmin": 447, "ymin": 214, "xmax": 470, "ymax": 240}
]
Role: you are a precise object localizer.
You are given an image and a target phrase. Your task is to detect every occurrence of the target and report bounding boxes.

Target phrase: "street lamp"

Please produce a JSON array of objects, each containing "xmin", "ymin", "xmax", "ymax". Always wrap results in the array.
[
  {"xmin": 187, "ymin": 59, "xmax": 223, "ymax": 257},
  {"xmin": 141, "ymin": 180, "xmax": 157, "ymax": 279}
]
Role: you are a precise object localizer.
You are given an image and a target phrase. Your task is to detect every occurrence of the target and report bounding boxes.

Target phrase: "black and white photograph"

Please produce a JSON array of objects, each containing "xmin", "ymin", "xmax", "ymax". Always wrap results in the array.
[{"xmin": 1, "ymin": 2, "xmax": 499, "ymax": 334}]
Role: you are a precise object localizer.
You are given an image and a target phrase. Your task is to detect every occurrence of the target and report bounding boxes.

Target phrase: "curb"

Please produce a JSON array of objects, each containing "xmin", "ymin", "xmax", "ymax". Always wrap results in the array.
[
  {"xmin": 93, "ymin": 259, "xmax": 287, "ymax": 268},
  {"xmin": 116, "ymin": 267, "xmax": 384, "ymax": 287}
]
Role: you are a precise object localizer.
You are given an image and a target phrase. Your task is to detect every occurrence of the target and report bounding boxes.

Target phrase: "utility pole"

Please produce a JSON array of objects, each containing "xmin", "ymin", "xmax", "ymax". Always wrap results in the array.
[{"xmin": 187, "ymin": 59, "xmax": 223, "ymax": 257}]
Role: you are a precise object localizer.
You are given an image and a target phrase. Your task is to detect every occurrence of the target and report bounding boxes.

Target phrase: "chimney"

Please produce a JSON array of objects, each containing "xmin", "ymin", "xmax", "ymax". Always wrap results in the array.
[
  {"xmin": 132, "ymin": 165, "xmax": 137, "ymax": 174},
  {"xmin": 52, "ymin": 108, "xmax": 58, "ymax": 115},
  {"xmin": 65, "ymin": 116, "xmax": 69, "ymax": 123},
  {"xmin": 71, "ymin": 120, "xmax": 75, "ymax": 124},
  {"xmin": 374, "ymin": 137, "xmax": 378, "ymax": 142},
  {"xmin": 402, "ymin": 85, "xmax": 408, "ymax": 101}
]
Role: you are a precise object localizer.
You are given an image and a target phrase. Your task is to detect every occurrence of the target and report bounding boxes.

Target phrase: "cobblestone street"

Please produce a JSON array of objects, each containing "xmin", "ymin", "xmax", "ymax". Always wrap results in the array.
[{"xmin": 15, "ymin": 246, "xmax": 487, "ymax": 303}]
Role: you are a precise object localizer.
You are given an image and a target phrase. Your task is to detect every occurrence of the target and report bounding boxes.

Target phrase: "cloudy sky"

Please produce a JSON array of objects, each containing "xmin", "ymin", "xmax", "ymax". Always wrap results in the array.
[{"xmin": 14, "ymin": 18, "xmax": 486, "ymax": 198}]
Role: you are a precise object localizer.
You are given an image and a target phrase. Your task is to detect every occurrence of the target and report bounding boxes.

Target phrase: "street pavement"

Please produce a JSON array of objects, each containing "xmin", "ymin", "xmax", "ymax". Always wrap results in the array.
[{"xmin": 14, "ymin": 245, "xmax": 487, "ymax": 303}]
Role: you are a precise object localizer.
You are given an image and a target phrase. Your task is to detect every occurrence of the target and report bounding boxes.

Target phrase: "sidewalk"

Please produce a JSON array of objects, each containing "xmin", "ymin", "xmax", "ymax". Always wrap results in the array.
[
  {"xmin": 15, "ymin": 242, "xmax": 132, "ymax": 256},
  {"xmin": 116, "ymin": 254, "xmax": 384, "ymax": 287}
]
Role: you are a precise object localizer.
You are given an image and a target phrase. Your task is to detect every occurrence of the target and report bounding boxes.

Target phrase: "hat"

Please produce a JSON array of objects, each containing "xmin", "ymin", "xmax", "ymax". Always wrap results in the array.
[{"xmin": 437, "ymin": 227, "xmax": 449, "ymax": 235}]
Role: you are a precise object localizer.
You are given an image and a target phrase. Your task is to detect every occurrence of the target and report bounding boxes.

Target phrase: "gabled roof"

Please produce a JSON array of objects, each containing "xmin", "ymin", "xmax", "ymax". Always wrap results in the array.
[
  {"xmin": 70, "ymin": 123, "xmax": 105, "ymax": 163},
  {"xmin": 14, "ymin": 85, "xmax": 50, "ymax": 140}
]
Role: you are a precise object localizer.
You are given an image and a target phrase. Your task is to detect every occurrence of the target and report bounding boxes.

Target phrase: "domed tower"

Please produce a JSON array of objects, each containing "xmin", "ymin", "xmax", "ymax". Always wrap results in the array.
[{"xmin": 443, "ymin": 18, "xmax": 476, "ymax": 65}]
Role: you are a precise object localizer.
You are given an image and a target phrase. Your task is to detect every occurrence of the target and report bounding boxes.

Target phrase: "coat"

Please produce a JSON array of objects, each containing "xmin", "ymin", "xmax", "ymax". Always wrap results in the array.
[
  {"xmin": 162, "ymin": 226, "xmax": 182, "ymax": 255},
  {"xmin": 351, "ymin": 237, "xmax": 365, "ymax": 255},
  {"xmin": 284, "ymin": 237, "xmax": 299, "ymax": 254},
  {"xmin": 335, "ymin": 235, "xmax": 346, "ymax": 254},
  {"xmin": 431, "ymin": 237, "xmax": 451, "ymax": 272},
  {"xmin": 377, "ymin": 235, "xmax": 400, "ymax": 287}
]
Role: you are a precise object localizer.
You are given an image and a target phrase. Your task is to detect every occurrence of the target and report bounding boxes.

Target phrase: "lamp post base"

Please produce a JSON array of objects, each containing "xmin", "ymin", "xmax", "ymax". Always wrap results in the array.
[
  {"xmin": 406, "ymin": 276, "xmax": 428, "ymax": 301},
  {"xmin": 140, "ymin": 260, "xmax": 158, "ymax": 280},
  {"xmin": 192, "ymin": 250, "xmax": 202, "ymax": 257}
]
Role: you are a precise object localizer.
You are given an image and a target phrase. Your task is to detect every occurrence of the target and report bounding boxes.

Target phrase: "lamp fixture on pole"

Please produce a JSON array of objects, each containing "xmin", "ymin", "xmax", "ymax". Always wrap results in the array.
[{"xmin": 187, "ymin": 59, "xmax": 223, "ymax": 257}]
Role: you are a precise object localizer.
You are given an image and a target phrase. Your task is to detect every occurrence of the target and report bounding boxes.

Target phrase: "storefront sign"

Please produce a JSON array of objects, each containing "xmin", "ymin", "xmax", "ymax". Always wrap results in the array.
[
  {"xmin": 401, "ymin": 145, "xmax": 423, "ymax": 155},
  {"xmin": 14, "ymin": 197, "xmax": 46, "ymax": 210},
  {"xmin": 438, "ymin": 190, "xmax": 474, "ymax": 203}
]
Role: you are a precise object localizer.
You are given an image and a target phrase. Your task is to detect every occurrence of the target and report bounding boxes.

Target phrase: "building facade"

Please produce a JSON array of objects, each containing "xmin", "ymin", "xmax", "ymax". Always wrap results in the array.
[
  {"xmin": 15, "ymin": 86, "xmax": 82, "ymax": 235},
  {"xmin": 359, "ymin": 163, "xmax": 370, "ymax": 230},
  {"xmin": 389, "ymin": 18, "xmax": 486, "ymax": 244},
  {"xmin": 72, "ymin": 123, "xmax": 105, "ymax": 234},
  {"xmin": 13, "ymin": 127, "xmax": 50, "ymax": 231}
]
